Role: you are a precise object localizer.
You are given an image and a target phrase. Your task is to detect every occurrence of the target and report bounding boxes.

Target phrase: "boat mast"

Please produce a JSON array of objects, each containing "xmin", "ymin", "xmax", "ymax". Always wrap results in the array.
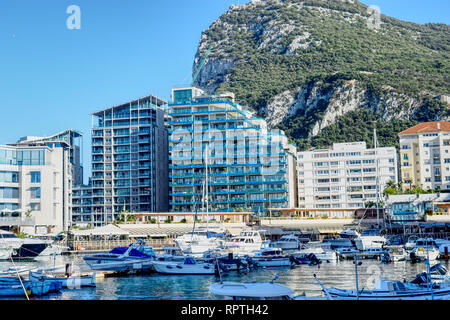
[
  {"xmin": 374, "ymin": 127, "xmax": 380, "ymax": 228},
  {"xmin": 205, "ymin": 144, "xmax": 209, "ymax": 231}
]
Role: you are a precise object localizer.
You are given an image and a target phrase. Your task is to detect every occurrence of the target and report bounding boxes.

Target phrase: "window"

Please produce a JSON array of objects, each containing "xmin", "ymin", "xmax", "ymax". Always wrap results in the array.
[
  {"xmin": 30, "ymin": 171, "xmax": 41, "ymax": 183},
  {"xmin": 30, "ymin": 203, "xmax": 41, "ymax": 211},
  {"xmin": 30, "ymin": 187, "xmax": 41, "ymax": 199}
]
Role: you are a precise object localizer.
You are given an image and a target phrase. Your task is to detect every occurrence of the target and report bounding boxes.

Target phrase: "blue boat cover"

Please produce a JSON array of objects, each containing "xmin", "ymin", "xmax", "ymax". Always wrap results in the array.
[{"xmin": 184, "ymin": 257, "xmax": 196, "ymax": 265}]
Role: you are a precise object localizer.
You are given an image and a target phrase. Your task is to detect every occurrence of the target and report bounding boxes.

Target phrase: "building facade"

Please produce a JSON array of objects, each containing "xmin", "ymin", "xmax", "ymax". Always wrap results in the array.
[
  {"xmin": 297, "ymin": 142, "xmax": 398, "ymax": 212},
  {"xmin": 168, "ymin": 87, "xmax": 298, "ymax": 214},
  {"xmin": 399, "ymin": 121, "xmax": 450, "ymax": 191},
  {"xmin": 0, "ymin": 141, "xmax": 72, "ymax": 234},
  {"xmin": 90, "ymin": 94, "xmax": 169, "ymax": 224}
]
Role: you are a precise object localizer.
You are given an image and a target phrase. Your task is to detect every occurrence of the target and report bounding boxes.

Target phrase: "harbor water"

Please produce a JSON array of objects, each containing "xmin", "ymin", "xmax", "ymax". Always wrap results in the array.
[{"xmin": 1, "ymin": 254, "xmax": 448, "ymax": 300}]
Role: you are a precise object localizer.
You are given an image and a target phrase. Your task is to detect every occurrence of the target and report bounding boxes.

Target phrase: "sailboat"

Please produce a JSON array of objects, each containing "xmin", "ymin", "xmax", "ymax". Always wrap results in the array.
[{"xmin": 175, "ymin": 145, "xmax": 226, "ymax": 256}]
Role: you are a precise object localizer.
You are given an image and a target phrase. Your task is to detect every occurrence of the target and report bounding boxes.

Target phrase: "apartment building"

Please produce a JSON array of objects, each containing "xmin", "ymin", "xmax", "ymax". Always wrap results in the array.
[
  {"xmin": 399, "ymin": 121, "xmax": 450, "ymax": 191},
  {"xmin": 168, "ymin": 87, "xmax": 298, "ymax": 214},
  {"xmin": 297, "ymin": 142, "xmax": 398, "ymax": 212},
  {"xmin": 90, "ymin": 94, "xmax": 169, "ymax": 224},
  {"xmin": 0, "ymin": 138, "xmax": 73, "ymax": 234}
]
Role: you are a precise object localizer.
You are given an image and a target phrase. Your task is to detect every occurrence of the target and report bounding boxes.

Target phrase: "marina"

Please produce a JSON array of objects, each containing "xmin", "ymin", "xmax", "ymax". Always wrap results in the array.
[{"xmin": 0, "ymin": 253, "xmax": 448, "ymax": 300}]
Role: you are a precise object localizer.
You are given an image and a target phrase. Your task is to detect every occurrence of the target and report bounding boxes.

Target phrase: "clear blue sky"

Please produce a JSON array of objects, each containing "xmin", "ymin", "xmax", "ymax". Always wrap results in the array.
[{"xmin": 0, "ymin": 0, "xmax": 448, "ymax": 183}]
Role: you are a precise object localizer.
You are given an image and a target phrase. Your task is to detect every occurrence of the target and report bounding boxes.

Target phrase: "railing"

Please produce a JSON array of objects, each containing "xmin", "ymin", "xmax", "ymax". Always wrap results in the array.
[
  {"xmin": 0, "ymin": 216, "xmax": 36, "ymax": 226},
  {"xmin": 67, "ymin": 239, "xmax": 175, "ymax": 251}
]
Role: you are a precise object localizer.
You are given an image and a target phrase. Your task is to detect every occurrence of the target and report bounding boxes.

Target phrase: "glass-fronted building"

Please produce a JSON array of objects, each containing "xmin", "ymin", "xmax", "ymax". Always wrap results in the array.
[
  {"xmin": 90, "ymin": 94, "xmax": 169, "ymax": 224},
  {"xmin": 168, "ymin": 87, "xmax": 298, "ymax": 214}
]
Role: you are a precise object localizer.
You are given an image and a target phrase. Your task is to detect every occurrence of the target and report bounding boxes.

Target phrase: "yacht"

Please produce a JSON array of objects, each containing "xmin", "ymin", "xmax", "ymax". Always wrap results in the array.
[
  {"xmin": 354, "ymin": 235, "xmax": 386, "ymax": 251},
  {"xmin": 175, "ymin": 226, "xmax": 227, "ymax": 255},
  {"xmin": 224, "ymin": 229, "xmax": 264, "ymax": 254},
  {"xmin": 83, "ymin": 241, "xmax": 155, "ymax": 272},
  {"xmin": 404, "ymin": 236, "xmax": 419, "ymax": 251},
  {"xmin": 251, "ymin": 248, "xmax": 292, "ymax": 267},
  {"xmin": 325, "ymin": 229, "xmax": 360, "ymax": 249},
  {"xmin": 359, "ymin": 248, "xmax": 387, "ymax": 259},
  {"xmin": 336, "ymin": 247, "xmax": 359, "ymax": 260},
  {"xmin": 408, "ymin": 238, "xmax": 440, "ymax": 262},
  {"xmin": 381, "ymin": 246, "xmax": 407, "ymax": 263},
  {"xmin": 152, "ymin": 256, "xmax": 216, "ymax": 275},
  {"xmin": 0, "ymin": 230, "xmax": 47, "ymax": 259},
  {"xmin": 269, "ymin": 234, "xmax": 303, "ymax": 251},
  {"xmin": 294, "ymin": 242, "xmax": 337, "ymax": 261}
]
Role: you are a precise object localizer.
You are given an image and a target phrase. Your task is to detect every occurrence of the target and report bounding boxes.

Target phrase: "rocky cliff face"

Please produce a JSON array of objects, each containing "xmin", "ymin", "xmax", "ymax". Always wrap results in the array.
[{"xmin": 192, "ymin": 0, "xmax": 450, "ymax": 149}]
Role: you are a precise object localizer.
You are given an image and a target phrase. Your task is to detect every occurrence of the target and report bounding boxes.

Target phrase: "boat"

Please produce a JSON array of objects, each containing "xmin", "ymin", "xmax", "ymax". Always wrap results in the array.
[
  {"xmin": 354, "ymin": 235, "xmax": 386, "ymax": 251},
  {"xmin": 175, "ymin": 227, "xmax": 227, "ymax": 256},
  {"xmin": 405, "ymin": 236, "xmax": 419, "ymax": 251},
  {"xmin": 154, "ymin": 246, "xmax": 186, "ymax": 262},
  {"xmin": 224, "ymin": 229, "xmax": 264, "ymax": 254},
  {"xmin": 83, "ymin": 241, "xmax": 155, "ymax": 272},
  {"xmin": 40, "ymin": 243, "xmax": 70, "ymax": 256},
  {"xmin": 325, "ymin": 229, "xmax": 360, "ymax": 249},
  {"xmin": 269, "ymin": 234, "xmax": 302, "ymax": 251},
  {"xmin": 209, "ymin": 281, "xmax": 295, "ymax": 300},
  {"xmin": 294, "ymin": 242, "xmax": 337, "ymax": 261},
  {"xmin": 359, "ymin": 248, "xmax": 387, "ymax": 260},
  {"xmin": 408, "ymin": 238, "xmax": 440, "ymax": 262},
  {"xmin": 0, "ymin": 244, "xmax": 16, "ymax": 260},
  {"xmin": 315, "ymin": 275, "xmax": 450, "ymax": 300},
  {"xmin": 381, "ymin": 246, "xmax": 407, "ymax": 263},
  {"xmin": 152, "ymin": 256, "xmax": 216, "ymax": 275},
  {"xmin": 438, "ymin": 243, "xmax": 450, "ymax": 259},
  {"xmin": 0, "ymin": 230, "xmax": 48, "ymax": 259},
  {"xmin": 251, "ymin": 248, "xmax": 292, "ymax": 268},
  {"xmin": 336, "ymin": 247, "xmax": 359, "ymax": 260},
  {"xmin": 29, "ymin": 270, "xmax": 96, "ymax": 288},
  {"xmin": 0, "ymin": 279, "xmax": 61, "ymax": 297}
]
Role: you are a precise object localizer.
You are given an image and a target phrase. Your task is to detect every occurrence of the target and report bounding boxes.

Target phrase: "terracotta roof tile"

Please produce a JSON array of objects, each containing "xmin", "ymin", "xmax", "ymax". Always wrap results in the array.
[{"xmin": 399, "ymin": 121, "xmax": 450, "ymax": 135}]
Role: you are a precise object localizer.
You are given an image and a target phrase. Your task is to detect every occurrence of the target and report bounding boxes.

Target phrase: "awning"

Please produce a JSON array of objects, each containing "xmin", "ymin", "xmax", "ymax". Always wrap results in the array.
[
  {"xmin": 69, "ymin": 224, "xmax": 130, "ymax": 236},
  {"xmin": 317, "ymin": 228, "xmax": 343, "ymax": 234}
]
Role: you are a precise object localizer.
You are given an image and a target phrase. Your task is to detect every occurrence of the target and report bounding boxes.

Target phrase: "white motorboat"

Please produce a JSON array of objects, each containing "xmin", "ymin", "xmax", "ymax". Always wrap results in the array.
[
  {"xmin": 359, "ymin": 248, "xmax": 387, "ymax": 259},
  {"xmin": 152, "ymin": 256, "xmax": 216, "ymax": 275},
  {"xmin": 325, "ymin": 229, "xmax": 360, "ymax": 249},
  {"xmin": 408, "ymin": 238, "xmax": 440, "ymax": 262},
  {"xmin": 295, "ymin": 242, "xmax": 337, "ymax": 261},
  {"xmin": 354, "ymin": 235, "xmax": 386, "ymax": 251},
  {"xmin": 224, "ymin": 229, "xmax": 264, "ymax": 254},
  {"xmin": 83, "ymin": 241, "xmax": 155, "ymax": 272},
  {"xmin": 0, "ymin": 244, "xmax": 16, "ymax": 260},
  {"xmin": 175, "ymin": 227, "xmax": 226, "ymax": 256},
  {"xmin": 409, "ymin": 247, "xmax": 440, "ymax": 262},
  {"xmin": 154, "ymin": 246, "xmax": 186, "ymax": 262},
  {"xmin": 405, "ymin": 236, "xmax": 419, "ymax": 251},
  {"xmin": 0, "ymin": 230, "xmax": 47, "ymax": 259},
  {"xmin": 336, "ymin": 247, "xmax": 359, "ymax": 260},
  {"xmin": 381, "ymin": 246, "xmax": 407, "ymax": 263},
  {"xmin": 210, "ymin": 281, "xmax": 295, "ymax": 300},
  {"xmin": 269, "ymin": 234, "xmax": 302, "ymax": 251},
  {"xmin": 251, "ymin": 248, "xmax": 292, "ymax": 267},
  {"xmin": 40, "ymin": 243, "xmax": 70, "ymax": 256}
]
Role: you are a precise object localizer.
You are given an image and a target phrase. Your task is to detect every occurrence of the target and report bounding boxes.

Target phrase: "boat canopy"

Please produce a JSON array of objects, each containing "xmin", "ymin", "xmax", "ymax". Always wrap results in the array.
[{"xmin": 69, "ymin": 224, "xmax": 130, "ymax": 237}]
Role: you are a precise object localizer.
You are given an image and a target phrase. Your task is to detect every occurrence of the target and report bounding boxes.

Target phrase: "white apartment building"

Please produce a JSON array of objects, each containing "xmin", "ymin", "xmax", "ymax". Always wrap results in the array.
[
  {"xmin": 0, "ymin": 136, "xmax": 74, "ymax": 235},
  {"xmin": 297, "ymin": 142, "xmax": 398, "ymax": 212},
  {"xmin": 399, "ymin": 121, "xmax": 450, "ymax": 191}
]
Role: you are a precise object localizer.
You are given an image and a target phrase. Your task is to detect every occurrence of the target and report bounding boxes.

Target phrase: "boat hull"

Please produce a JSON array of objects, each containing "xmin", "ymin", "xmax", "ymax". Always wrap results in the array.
[
  {"xmin": 152, "ymin": 261, "xmax": 215, "ymax": 275},
  {"xmin": 29, "ymin": 271, "xmax": 96, "ymax": 288}
]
